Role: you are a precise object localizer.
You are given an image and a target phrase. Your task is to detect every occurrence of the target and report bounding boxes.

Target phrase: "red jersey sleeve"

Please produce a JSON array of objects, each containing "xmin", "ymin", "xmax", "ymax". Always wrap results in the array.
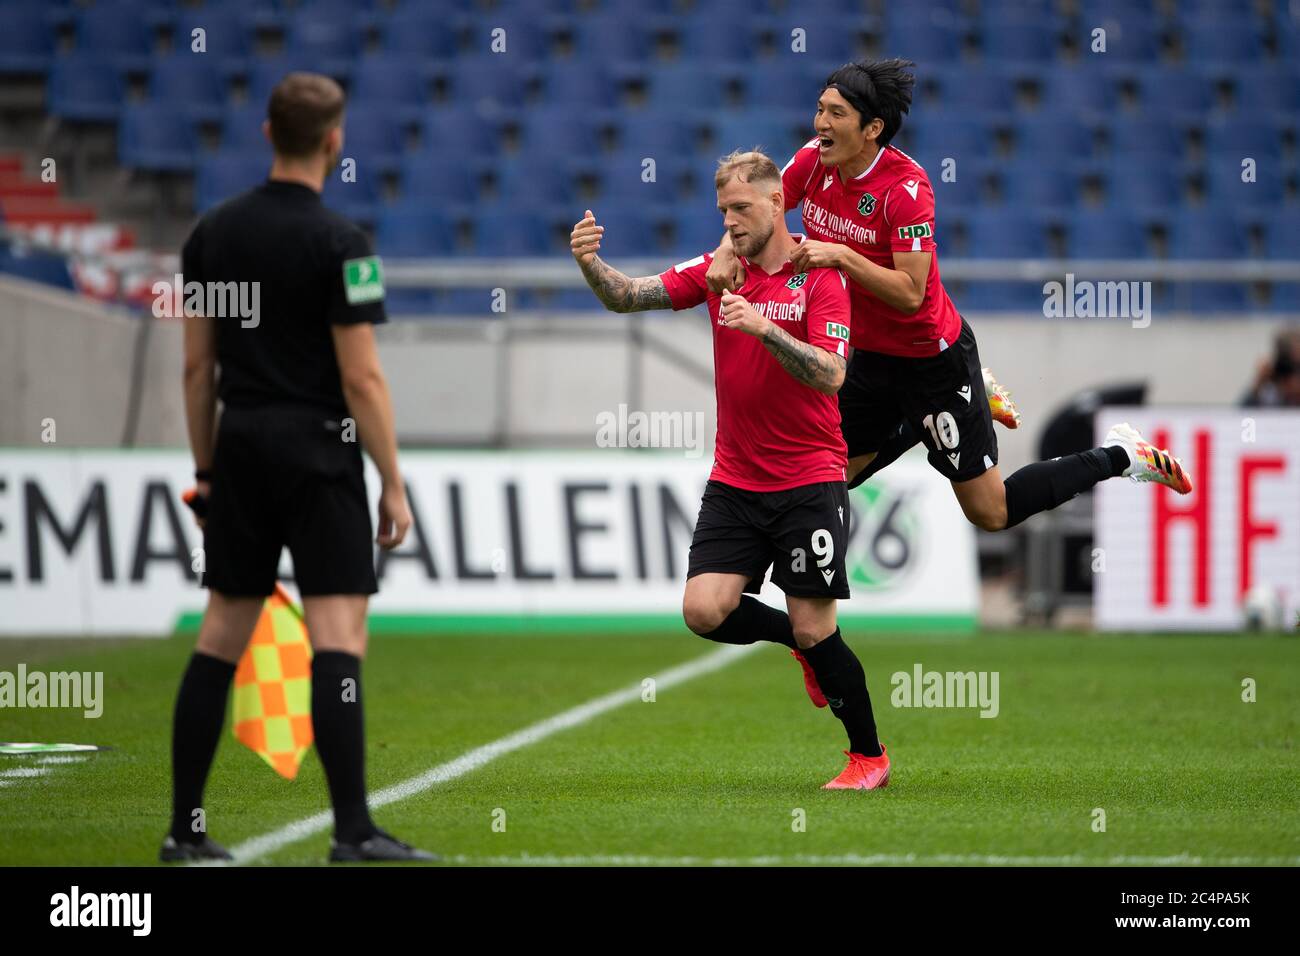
[
  {"xmin": 780, "ymin": 138, "xmax": 823, "ymax": 212},
  {"xmin": 884, "ymin": 173, "xmax": 939, "ymax": 254},
  {"xmin": 802, "ymin": 268, "xmax": 853, "ymax": 360},
  {"xmin": 657, "ymin": 252, "xmax": 713, "ymax": 310}
]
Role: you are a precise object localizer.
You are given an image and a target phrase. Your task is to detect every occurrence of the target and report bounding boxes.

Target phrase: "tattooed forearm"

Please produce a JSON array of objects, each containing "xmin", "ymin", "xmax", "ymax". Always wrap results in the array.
[
  {"xmin": 761, "ymin": 324, "xmax": 847, "ymax": 394},
  {"xmin": 580, "ymin": 256, "xmax": 672, "ymax": 313}
]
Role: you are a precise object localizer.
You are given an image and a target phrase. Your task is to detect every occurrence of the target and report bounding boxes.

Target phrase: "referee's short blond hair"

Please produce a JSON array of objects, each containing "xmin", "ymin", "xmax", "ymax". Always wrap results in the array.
[{"xmin": 714, "ymin": 149, "xmax": 782, "ymax": 191}]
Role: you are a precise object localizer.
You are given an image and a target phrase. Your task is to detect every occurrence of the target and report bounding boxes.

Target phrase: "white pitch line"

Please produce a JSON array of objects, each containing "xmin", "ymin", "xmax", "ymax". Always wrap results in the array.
[
  {"xmin": 0, "ymin": 768, "xmax": 48, "ymax": 779},
  {"xmin": 225, "ymin": 642, "xmax": 759, "ymax": 865},
  {"xmin": 34, "ymin": 755, "xmax": 89, "ymax": 765},
  {"xmin": 446, "ymin": 852, "xmax": 1300, "ymax": 868}
]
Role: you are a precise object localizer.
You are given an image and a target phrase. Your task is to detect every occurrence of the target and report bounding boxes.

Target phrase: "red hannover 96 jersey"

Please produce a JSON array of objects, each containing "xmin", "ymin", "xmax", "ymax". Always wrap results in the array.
[
  {"xmin": 782, "ymin": 137, "xmax": 962, "ymax": 358},
  {"xmin": 658, "ymin": 240, "xmax": 851, "ymax": 492}
]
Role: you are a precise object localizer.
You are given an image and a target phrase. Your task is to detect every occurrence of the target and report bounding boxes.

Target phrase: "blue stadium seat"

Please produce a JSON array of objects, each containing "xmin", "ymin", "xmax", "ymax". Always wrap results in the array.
[
  {"xmin": 901, "ymin": 114, "xmax": 993, "ymax": 173},
  {"xmin": 284, "ymin": 10, "xmax": 364, "ymax": 69},
  {"xmin": 440, "ymin": 56, "xmax": 536, "ymax": 116},
  {"xmin": 494, "ymin": 157, "xmax": 581, "ymax": 206},
  {"xmin": 1267, "ymin": 284, "xmax": 1300, "ymax": 311},
  {"xmin": 1099, "ymin": 157, "xmax": 1187, "ymax": 209},
  {"xmin": 1263, "ymin": 219, "xmax": 1300, "ymax": 259},
  {"xmin": 1171, "ymin": 282, "xmax": 1249, "ymax": 312},
  {"xmin": 399, "ymin": 154, "xmax": 484, "ymax": 204},
  {"xmin": 340, "ymin": 108, "xmax": 410, "ymax": 174},
  {"xmin": 380, "ymin": 9, "xmax": 460, "ymax": 60},
  {"xmin": 171, "ymin": 8, "xmax": 253, "ymax": 69},
  {"xmin": 1012, "ymin": 116, "xmax": 1097, "ymax": 160},
  {"xmin": 1133, "ymin": 67, "xmax": 1216, "ymax": 117},
  {"xmin": 384, "ymin": 288, "xmax": 438, "ymax": 315},
  {"xmin": 194, "ymin": 152, "xmax": 267, "ymax": 212},
  {"xmin": 421, "ymin": 108, "xmax": 504, "ymax": 157},
  {"xmin": 760, "ymin": 16, "xmax": 862, "ymax": 64},
  {"xmin": 1106, "ymin": 116, "xmax": 1186, "ymax": 160},
  {"xmin": 376, "ymin": 204, "xmax": 457, "ymax": 256},
  {"xmin": 742, "ymin": 64, "xmax": 825, "ymax": 113},
  {"xmin": 996, "ymin": 161, "xmax": 1079, "ymax": 207},
  {"xmin": 517, "ymin": 108, "xmax": 606, "ymax": 155},
  {"xmin": 645, "ymin": 65, "xmax": 727, "ymax": 111},
  {"xmin": 929, "ymin": 67, "xmax": 1016, "ymax": 112},
  {"xmin": 1064, "ymin": 210, "xmax": 1151, "ymax": 259},
  {"xmin": 1205, "ymin": 159, "xmax": 1286, "ymax": 207},
  {"xmin": 1204, "ymin": 118, "xmax": 1285, "ymax": 163},
  {"xmin": 670, "ymin": 209, "xmax": 727, "ymax": 259},
  {"xmin": 1182, "ymin": 16, "xmax": 1263, "ymax": 63},
  {"xmin": 321, "ymin": 170, "xmax": 383, "ymax": 225},
  {"xmin": 1233, "ymin": 67, "xmax": 1300, "ymax": 114},
  {"xmin": 246, "ymin": 57, "xmax": 327, "ymax": 107},
  {"xmin": 884, "ymin": 15, "xmax": 963, "ymax": 63},
  {"xmin": 471, "ymin": 207, "xmax": 556, "ymax": 256},
  {"xmin": 220, "ymin": 104, "xmax": 271, "ymax": 152},
  {"xmin": 148, "ymin": 54, "xmax": 230, "ymax": 122},
  {"xmin": 708, "ymin": 111, "xmax": 806, "ymax": 162},
  {"xmin": 73, "ymin": 2, "xmax": 158, "ymax": 71},
  {"xmin": 1167, "ymin": 210, "xmax": 1247, "ymax": 259},
  {"xmin": 1035, "ymin": 66, "xmax": 1119, "ymax": 114},
  {"xmin": 1081, "ymin": 10, "xmax": 1162, "ymax": 62},
  {"xmin": 571, "ymin": 14, "xmax": 653, "ymax": 65},
  {"xmin": 964, "ymin": 211, "xmax": 1049, "ymax": 259},
  {"xmin": 678, "ymin": 12, "xmax": 765, "ymax": 61},
  {"xmin": 597, "ymin": 152, "xmax": 687, "ymax": 206},
  {"xmin": 957, "ymin": 282, "xmax": 1047, "ymax": 312},
  {"xmin": 540, "ymin": 62, "xmax": 619, "ymax": 111},
  {"xmin": 349, "ymin": 57, "xmax": 433, "ymax": 114},
  {"xmin": 0, "ymin": 4, "xmax": 56, "ymax": 74},
  {"xmin": 979, "ymin": 20, "xmax": 1061, "ymax": 63},
  {"xmin": 615, "ymin": 113, "xmax": 704, "ymax": 161},
  {"xmin": 118, "ymin": 104, "xmax": 199, "ymax": 172},
  {"xmin": 930, "ymin": 163, "xmax": 990, "ymax": 208},
  {"xmin": 461, "ymin": 15, "xmax": 554, "ymax": 61},
  {"xmin": 47, "ymin": 56, "xmax": 127, "ymax": 122}
]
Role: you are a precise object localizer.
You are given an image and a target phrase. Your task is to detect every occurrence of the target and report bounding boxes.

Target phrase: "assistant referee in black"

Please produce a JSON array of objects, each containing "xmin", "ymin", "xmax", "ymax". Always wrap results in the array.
[{"xmin": 163, "ymin": 73, "xmax": 432, "ymax": 863}]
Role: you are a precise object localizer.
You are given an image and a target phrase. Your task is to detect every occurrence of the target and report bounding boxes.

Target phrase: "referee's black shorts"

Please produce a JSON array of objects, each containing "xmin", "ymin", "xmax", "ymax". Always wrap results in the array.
[{"xmin": 203, "ymin": 404, "xmax": 377, "ymax": 597}]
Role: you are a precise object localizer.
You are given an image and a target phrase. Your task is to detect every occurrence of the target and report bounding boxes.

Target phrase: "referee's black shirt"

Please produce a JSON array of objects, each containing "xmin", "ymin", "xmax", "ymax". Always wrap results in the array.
[{"xmin": 180, "ymin": 179, "xmax": 386, "ymax": 415}]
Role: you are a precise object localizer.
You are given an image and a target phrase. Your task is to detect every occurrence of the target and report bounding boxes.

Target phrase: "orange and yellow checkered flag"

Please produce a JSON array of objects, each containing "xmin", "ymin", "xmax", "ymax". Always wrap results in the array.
[{"xmin": 232, "ymin": 584, "xmax": 313, "ymax": 779}]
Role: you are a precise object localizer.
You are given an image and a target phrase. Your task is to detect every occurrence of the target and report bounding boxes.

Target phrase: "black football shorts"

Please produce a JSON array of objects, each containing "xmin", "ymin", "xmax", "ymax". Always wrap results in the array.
[
  {"xmin": 686, "ymin": 480, "xmax": 850, "ymax": 600},
  {"xmin": 838, "ymin": 316, "xmax": 998, "ymax": 485},
  {"xmin": 202, "ymin": 404, "xmax": 377, "ymax": 597}
]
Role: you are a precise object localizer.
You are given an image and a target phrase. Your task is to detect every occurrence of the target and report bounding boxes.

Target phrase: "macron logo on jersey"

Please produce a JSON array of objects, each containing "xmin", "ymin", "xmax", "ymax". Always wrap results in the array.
[{"xmin": 902, "ymin": 179, "xmax": 920, "ymax": 200}]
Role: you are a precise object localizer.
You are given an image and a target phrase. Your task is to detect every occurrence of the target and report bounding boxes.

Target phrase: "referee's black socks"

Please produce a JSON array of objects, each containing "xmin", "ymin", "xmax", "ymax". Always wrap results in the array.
[
  {"xmin": 169, "ymin": 651, "xmax": 236, "ymax": 844},
  {"xmin": 1002, "ymin": 445, "xmax": 1128, "ymax": 529},
  {"xmin": 801, "ymin": 629, "xmax": 883, "ymax": 757},
  {"xmin": 700, "ymin": 595, "xmax": 797, "ymax": 648},
  {"xmin": 311, "ymin": 650, "xmax": 377, "ymax": 844}
]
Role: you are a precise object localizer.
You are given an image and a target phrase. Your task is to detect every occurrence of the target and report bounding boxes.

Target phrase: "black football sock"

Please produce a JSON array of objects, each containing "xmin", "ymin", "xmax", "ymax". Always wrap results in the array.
[
  {"xmin": 311, "ymin": 650, "xmax": 376, "ymax": 844},
  {"xmin": 700, "ymin": 595, "xmax": 797, "ymax": 648},
  {"xmin": 800, "ymin": 629, "xmax": 882, "ymax": 757},
  {"xmin": 170, "ymin": 652, "xmax": 237, "ymax": 844},
  {"xmin": 1002, "ymin": 445, "xmax": 1128, "ymax": 529},
  {"xmin": 849, "ymin": 421, "xmax": 922, "ymax": 490}
]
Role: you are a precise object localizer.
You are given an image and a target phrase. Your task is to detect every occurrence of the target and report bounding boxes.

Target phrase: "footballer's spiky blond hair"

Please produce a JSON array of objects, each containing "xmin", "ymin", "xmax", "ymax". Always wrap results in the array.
[{"xmin": 714, "ymin": 149, "xmax": 782, "ymax": 191}]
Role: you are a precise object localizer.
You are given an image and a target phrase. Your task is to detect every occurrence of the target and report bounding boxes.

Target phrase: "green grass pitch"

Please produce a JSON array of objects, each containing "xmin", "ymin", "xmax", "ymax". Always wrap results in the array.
[{"xmin": 1, "ymin": 630, "xmax": 1297, "ymax": 866}]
